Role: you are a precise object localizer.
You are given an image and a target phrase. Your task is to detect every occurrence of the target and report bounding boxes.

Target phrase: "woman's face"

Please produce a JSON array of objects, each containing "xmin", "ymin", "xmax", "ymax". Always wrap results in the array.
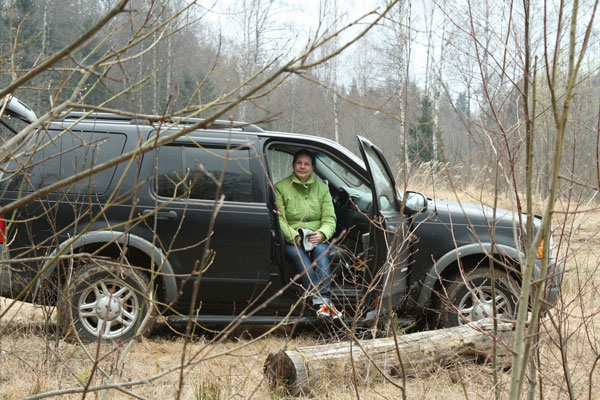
[{"xmin": 293, "ymin": 154, "xmax": 313, "ymax": 182}]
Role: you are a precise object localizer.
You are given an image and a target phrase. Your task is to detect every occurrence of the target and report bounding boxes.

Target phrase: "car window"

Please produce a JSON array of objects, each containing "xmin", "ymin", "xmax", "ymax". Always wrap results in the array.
[
  {"xmin": 267, "ymin": 147, "xmax": 367, "ymax": 191},
  {"xmin": 6, "ymin": 130, "xmax": 126, "ymax": 194},
  {"xmin": 156, "ymin": 145, "xmax": 253, "ymax": 202},
  {"xmin": 0, "ymin": 114, "xmax": 28, "ymax": 139},
  {"xmin": 362, "ymin": 144, "xmax": 398, "ymax": 212},
  {"xmin": 267, "ymin": 148, "xmax": 292, "ymax": 184},
  {"xmin": 0, "ymin": 96, "xmax": 36, "ymax": 139}
]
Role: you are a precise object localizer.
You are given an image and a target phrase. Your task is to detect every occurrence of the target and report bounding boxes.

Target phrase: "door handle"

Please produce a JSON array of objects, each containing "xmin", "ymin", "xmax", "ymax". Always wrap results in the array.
[{"xmin": 142, "ymin": 209, "xmax": 178, "ymax": 220}]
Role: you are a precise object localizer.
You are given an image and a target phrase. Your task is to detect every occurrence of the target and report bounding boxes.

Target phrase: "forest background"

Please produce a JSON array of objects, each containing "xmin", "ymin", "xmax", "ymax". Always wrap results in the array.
[{"xmin": 5, "ymin": 0, "xmax": 597, "ymax": 197}]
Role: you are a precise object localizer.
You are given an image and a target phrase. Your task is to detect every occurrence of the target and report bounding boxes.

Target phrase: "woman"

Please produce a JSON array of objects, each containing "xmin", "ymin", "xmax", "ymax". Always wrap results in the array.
[{"xmin": 274, "ymin": 149, "xmax": 342, "ymax": 319}]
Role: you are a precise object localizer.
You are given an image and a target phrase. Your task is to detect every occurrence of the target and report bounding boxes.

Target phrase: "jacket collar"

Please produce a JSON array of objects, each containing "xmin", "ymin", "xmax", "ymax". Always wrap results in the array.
[{"xmin": 290, "ymin": 173, "xmax": 314, "ymax": 186}]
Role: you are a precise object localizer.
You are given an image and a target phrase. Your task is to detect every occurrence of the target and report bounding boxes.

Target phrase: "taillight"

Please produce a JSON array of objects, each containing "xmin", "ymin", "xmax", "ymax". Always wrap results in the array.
[{"xmin": 0, "ymin": 215, "xmax": 5, "ymax": 244}]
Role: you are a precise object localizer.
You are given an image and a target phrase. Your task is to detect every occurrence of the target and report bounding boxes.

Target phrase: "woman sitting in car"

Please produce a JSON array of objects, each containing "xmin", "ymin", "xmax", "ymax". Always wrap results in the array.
[{"xmin": 274, "ymin": 149, "xmax": 342, "ymax": 320}]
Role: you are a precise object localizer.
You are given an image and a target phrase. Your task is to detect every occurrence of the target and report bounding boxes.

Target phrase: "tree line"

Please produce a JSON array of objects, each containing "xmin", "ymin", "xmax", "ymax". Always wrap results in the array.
[{"xmin": 1, "ymin": 0, "xmax": 599, "ymax": 197}]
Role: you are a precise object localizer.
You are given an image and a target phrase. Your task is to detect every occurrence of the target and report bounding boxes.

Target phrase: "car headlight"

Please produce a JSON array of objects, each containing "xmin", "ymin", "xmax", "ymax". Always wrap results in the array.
[{"xmin": 537, "ymin": 234, "xmax": 555, "ymax": 259}]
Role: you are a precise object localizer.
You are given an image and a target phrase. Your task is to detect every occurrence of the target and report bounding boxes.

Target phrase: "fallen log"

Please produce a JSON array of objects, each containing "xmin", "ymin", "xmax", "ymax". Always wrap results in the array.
[{"xmin": 264, "ymin": 321, "xmax": 514, "ymax": 395}]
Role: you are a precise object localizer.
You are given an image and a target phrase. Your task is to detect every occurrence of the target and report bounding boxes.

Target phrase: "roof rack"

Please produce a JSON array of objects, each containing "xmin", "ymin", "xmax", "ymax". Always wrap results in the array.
[
  {"xmin": 59, "ymin": 112, "xmax": 264, "ymax": 133},
  {"xmin": 167, "ymin": 117, "xmax": 264, "ymax": 133},
  {"xmin": 1, "ymin": 96, "xmax": 37, "ymax": 123}
]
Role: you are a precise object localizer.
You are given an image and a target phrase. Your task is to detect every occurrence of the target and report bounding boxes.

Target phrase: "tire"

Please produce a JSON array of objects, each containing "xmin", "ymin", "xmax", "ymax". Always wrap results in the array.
[
  {"xmin": 58, "ymin": 262, "xmax": 154, "ymax": 342},
  {"xmin": 439, "ymin": 269, "xmax": 518, "ymax": 328}
]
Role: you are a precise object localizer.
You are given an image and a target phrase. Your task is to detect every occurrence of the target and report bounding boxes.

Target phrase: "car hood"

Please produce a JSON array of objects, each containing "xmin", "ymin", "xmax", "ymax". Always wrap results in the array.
[{"xmin": 428, "ymin": 197, "xmax": 532, "ymax": 229}]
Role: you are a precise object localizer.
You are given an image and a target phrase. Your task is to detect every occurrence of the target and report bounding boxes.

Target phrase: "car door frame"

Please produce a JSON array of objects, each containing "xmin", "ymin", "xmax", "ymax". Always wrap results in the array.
[
  {"xmin": 261, "ymin": 139, "xmax": 374, "ymax": 308},
  {"xmin": 356, "ymin": 136, "xmax": 409, "ymax": 313}
]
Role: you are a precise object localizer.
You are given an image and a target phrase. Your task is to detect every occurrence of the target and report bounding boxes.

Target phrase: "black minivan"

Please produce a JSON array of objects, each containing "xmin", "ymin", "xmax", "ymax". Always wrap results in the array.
[{"xmin": 0, "ymin": 97, "xmax": 562, "ymax": 342}]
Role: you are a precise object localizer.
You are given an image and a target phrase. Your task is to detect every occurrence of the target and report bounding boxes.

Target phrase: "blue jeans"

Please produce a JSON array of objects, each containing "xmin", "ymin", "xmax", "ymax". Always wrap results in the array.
[{"xmin": 285, "ymin": 243, "xmax": 332, "ymax": 305}]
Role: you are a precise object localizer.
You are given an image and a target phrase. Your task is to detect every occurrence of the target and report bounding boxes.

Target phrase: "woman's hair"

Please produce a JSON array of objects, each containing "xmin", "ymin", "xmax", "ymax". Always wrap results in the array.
[{"xmin": 292, "ymin": 149, "xmax": 316, "ymax": 166}]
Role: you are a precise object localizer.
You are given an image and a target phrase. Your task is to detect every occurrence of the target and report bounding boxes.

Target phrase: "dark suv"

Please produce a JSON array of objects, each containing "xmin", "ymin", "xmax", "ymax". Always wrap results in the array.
[{"xmin": 0, "ymin": 98, "xmax": 563, "ymax": 342}]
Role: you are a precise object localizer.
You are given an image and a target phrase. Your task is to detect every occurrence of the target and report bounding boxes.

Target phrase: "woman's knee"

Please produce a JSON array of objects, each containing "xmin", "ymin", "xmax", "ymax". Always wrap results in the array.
[
  {"xmin": 286, "ymin": 244, "xmax": 312, "ymax": 269},
  {"xmin": 313, "ymin": 243, "xmax": 330, "ymax": 256},
  {"xmin": 285, "ymin": 244, "xmax": 302, "ymax": 259}
]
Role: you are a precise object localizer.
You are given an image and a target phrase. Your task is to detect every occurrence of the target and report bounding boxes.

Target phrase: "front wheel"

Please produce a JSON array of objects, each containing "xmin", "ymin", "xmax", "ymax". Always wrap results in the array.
[
  {"xmin": 58, "ymin": 262, "xmax": 154, "ymax": 342},
  {"xmin": 439, "ymin": 269, "xmax": 518, "ymax": 327}
]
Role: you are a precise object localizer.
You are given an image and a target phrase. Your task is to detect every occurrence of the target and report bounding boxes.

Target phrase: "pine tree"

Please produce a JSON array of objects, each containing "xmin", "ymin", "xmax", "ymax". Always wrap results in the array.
[{"xmin": 408, "ymin": 95, "xmax": 437, "ymax": 162}]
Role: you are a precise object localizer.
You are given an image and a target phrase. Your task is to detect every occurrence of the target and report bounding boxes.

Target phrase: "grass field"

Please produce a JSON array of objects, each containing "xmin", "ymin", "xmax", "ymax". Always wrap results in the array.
[
  {"xmin": 0, "ymin": 299, "xmax": 528, "ymax": 399},
  {"xmin": 1, "ymin": 184, "xmax": 600, "ymax": 399}
]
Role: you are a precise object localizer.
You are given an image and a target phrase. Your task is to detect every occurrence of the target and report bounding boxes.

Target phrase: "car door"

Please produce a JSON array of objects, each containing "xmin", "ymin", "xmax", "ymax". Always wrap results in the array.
[
  {"xmin": 356, "ymin": 136, "xmax": 409, "ymax": 311},
  {"xmin": 140, "ymin": 136, "xmax": 272, "ymax": 314}
]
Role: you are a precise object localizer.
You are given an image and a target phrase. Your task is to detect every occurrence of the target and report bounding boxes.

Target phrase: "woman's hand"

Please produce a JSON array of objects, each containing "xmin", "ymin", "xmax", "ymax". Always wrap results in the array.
[{"xmin": 308, "ymin": 231, "xmax": 323, "ymax": 245}]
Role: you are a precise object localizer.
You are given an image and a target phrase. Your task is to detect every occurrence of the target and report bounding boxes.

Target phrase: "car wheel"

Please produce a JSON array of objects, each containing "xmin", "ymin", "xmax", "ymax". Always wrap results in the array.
[
  {"xmin": 439, "ymin": 269, "xmax": 518, "ymax": 327},
  {"xmin": 58, "ymin": 262, "xmax": 154, "ymax": 342}
]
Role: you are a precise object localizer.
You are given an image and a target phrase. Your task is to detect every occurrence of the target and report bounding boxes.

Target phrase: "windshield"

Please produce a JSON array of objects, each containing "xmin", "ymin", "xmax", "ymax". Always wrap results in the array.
[{"xmin": 316, "ymin": 153, "xmax": 370, "ymax": 193}]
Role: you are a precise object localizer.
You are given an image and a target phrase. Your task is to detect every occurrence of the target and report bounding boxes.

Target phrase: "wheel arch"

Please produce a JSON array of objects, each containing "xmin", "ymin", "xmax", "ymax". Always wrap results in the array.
[
  {"xmin": 35, "ymin": 231, "xmax": 178, "ymax": 304},
  {"xmin": 416, "ymin": 243, "xmax": 523, "ymax": 307}
]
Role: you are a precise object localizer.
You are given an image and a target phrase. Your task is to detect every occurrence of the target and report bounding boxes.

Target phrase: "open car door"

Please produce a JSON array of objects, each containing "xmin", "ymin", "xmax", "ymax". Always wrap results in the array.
[{"xmin": 356, "ymin": 136, "xmax": 409, "ymax": 314}]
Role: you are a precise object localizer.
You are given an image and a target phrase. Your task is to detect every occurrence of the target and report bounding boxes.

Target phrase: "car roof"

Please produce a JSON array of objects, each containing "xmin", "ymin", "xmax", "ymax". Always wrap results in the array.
[{"xmin": 49, "ymin": 112, "xmax": 366, "ymax": 168}]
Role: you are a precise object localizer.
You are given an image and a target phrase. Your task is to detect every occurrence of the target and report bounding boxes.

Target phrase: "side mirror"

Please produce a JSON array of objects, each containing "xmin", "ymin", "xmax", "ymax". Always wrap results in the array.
[{"xmin": 404, "ymin": 191, "xmax": 428, "ymax": 215}]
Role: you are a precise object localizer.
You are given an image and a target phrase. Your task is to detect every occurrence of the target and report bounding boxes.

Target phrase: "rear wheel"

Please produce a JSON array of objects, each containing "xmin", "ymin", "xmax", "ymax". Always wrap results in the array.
[
  {"xmin": 58, "ymin": 262, "xmax": 154, "ymax": 342},
  {"xmin": 439, "ymin": 269, "xmax": 518, "ymax": 327}
]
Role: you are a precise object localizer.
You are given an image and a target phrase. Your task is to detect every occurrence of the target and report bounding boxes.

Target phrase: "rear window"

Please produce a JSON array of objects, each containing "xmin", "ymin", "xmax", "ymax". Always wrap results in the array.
[
  {"xmin": 156, "ymin": 145, "xmax": 253, "ymax": 203},
  {"xmin": 5, "ymin": 130, "xmax": 126, "ymax": 195},
  {"xmin": 0, "ymin": 114, "xmax": 28, "ymax": 140}
]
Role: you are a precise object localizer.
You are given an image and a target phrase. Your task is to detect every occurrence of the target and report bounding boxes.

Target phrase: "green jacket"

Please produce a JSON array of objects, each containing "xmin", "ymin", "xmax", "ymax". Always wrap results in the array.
[{"xmin": 274, "ymin": 173, "xmax": 337, "ymax": 244}]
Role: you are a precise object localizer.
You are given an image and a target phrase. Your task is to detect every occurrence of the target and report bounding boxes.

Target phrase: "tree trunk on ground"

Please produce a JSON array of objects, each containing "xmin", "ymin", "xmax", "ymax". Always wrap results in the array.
[{"xmin": 264, "ymin": 321, "xmax": 514, "ymax": 396}]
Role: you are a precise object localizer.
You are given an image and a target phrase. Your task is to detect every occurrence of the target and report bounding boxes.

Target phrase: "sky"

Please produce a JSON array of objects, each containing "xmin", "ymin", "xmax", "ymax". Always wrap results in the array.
[{"xmin": 196, "ymin": 0, "xmax": 433, "ymax": 89}]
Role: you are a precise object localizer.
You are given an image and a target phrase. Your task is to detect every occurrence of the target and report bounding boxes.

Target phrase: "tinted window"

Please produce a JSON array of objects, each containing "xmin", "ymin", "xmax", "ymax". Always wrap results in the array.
[
  {"xmin": 156, "ymin": 146, "xmax": 253, "ymax": 202},
  {"xmin": 6, "ymin": 130, "xmax": 126, "ymax": 194},
  {"xmin": 0, "ymin": 114, "xmax": 28, "ymax": 140}
]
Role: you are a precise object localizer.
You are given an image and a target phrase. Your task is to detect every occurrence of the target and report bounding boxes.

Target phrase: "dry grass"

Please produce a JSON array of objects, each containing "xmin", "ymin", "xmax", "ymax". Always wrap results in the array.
[
  {"xmin": 405, "ymin": 161, "xmax": 547, "ymax": 213},
  {"xmin": 2, "ymin": 183, "xmax": 600, "ymax": 399},
  {"xmin": 3, "ymin": 299, "xmax": 598, "ymax": 400},
  {"xmin": 0, "ymin": 307, "xmax": 514, "ymax": 399}
]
